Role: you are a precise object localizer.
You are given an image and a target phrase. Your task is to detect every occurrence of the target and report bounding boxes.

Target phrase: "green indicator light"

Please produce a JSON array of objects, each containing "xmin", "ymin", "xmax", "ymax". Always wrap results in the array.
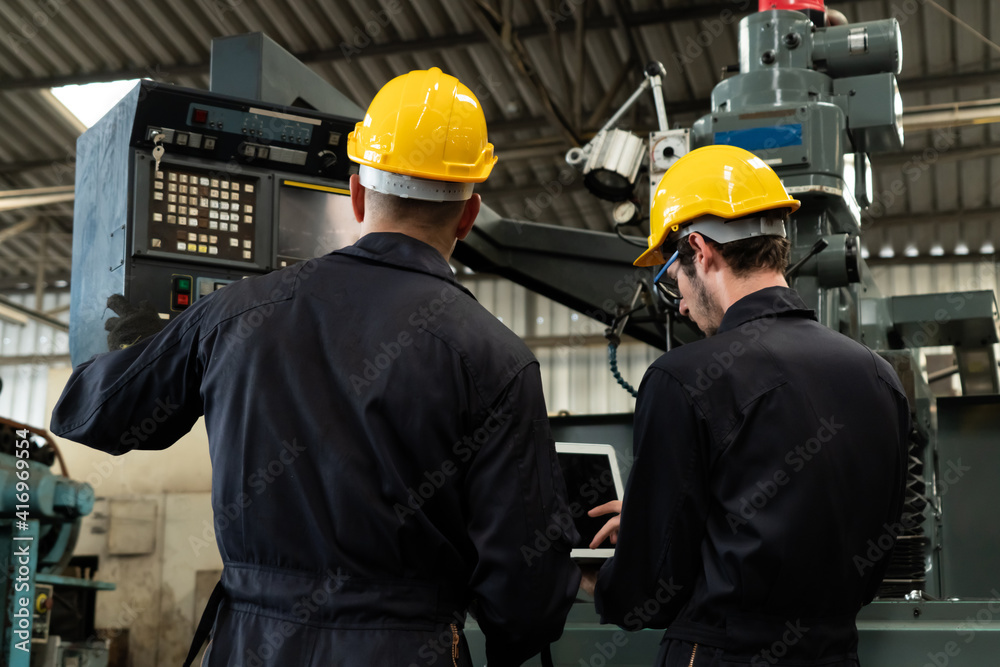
[{"xmin": 178, "ymin": 278, "xmax": 191, "ymax": 291}]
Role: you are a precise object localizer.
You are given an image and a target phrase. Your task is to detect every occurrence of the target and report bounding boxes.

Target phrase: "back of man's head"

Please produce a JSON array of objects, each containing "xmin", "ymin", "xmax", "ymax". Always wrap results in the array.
[
  {"xmin": 676, "ymin": 233, "xmax": 791, "ymax": 280},
  {"xmin": 363, "ymin": 187, "xmax": 467, "ymax": 230}
]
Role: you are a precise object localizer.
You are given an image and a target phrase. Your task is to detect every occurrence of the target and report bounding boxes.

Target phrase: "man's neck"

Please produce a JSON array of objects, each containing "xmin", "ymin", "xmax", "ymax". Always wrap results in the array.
[
  {"xmin": 718, "ymin": 272, "xmax": 788, "ymax": 312},
  {"xmin": 361, "ymin": 221, "xmax": 456, "ymax": 261}
]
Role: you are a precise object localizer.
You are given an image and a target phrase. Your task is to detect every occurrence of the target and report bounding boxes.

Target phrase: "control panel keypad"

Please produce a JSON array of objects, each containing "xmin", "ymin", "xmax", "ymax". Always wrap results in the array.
[{"xmin": 149, "ymin": 165, "xmax": 257, "ymax": 262}]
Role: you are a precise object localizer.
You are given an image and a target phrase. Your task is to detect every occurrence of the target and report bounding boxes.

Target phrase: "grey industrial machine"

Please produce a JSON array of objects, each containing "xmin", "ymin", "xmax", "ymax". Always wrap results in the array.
[{"xmin": 457, "ymin": 2, "xmax": 1000, "ymax": 664}]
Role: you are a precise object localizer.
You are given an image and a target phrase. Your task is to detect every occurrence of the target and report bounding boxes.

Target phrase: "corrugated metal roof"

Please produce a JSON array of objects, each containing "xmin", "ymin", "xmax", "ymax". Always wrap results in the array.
[{"xmin": 0, "ymin": 0, "xmax": 997, "ymax": 290}]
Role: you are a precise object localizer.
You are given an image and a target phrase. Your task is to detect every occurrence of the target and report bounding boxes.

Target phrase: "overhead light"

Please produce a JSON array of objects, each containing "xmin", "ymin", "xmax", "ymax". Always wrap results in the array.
[
  {"xmin": 566, "ymin": 62, "xmax": 670, "ymax": 202},
  {"xmin": 0, "ymin": 305, "xmax": 29, "ymax": 326},
  {"xmin": 955, "ymin": 242, "xmax": 970, "ymax": 255},
  {"xmin": 981, "ymin": 241, "xmax": 995, "ymax": 254},
  {"xmin": 49, "ymin": 79, "xmax": 144, "ymax": 129},
  {"xmin": 879, "ymin": 246, "xmax": 895, "ymax": 258},
  {"xmin": 903, "ymin": 97, "xmax": 1000, "ymax": 132},
  {"xmin": 568, "ymin": 129, "xmax": 645, "ymax": 202},
  {"xmin": 904, "ymin": 245, "xmax": 919, "ymax": 257},
  {"xmin": 930, "ymin": 244, "xmax": 945, "ymax": 256},
  {"xmin": 861, "ymin": 245, "xmax": 871, "ymax": 259}
]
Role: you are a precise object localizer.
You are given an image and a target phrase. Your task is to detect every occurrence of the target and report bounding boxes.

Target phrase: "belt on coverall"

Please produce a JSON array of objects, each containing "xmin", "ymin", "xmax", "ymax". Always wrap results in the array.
[{"xmin": 183, "ymin": 564, "xmax": 469, "ymax": 666}]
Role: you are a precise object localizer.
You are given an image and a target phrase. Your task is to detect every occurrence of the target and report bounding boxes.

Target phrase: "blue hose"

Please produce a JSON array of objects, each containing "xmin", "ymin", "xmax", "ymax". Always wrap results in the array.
[{"xmin": 608, "ymin": 344, "xmax": 639, "ymax": 398}]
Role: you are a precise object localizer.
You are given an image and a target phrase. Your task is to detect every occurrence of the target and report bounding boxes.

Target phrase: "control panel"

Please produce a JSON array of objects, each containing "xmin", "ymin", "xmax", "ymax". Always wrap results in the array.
[
  {"xmin": 70, "ymin": 81, "xmax": 362, "ymax": 364},
  {"xmin": 148, "ymin": 165, "xmax": 259, "ymax": 262}
]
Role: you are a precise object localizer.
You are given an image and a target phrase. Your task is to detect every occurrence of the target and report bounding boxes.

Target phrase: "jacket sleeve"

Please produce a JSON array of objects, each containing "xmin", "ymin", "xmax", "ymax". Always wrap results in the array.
[
  {"xmin": 464, "ymin": 362, "xmax": 581, "ymax": 666},
  {"xmin": 594, "ymin": 366, "xmax": 708, "ymax": 630},
  {"xmin": 50, "ymin": 309, "xmax": 206, "ymax": 454}
]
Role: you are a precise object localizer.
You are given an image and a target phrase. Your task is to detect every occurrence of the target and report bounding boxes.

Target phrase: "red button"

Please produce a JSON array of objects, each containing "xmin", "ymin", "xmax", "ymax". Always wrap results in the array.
[
  {"xmin": 193, "ymin": 108, "xmax": 208, "ymax": 124},
  {"xmin": 177, "ymin": 294, "xmax": 190, "ymax": 306}
]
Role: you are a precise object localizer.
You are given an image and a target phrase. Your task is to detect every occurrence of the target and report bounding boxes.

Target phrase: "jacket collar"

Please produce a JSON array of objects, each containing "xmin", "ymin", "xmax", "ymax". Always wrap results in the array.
[
  {"xmin": 717, "ymin": 286, "xmax": 817, "ymax": 335},
  {"xmin": 334, "ymin": 232, "xmax": 474, "ymax": 298}
]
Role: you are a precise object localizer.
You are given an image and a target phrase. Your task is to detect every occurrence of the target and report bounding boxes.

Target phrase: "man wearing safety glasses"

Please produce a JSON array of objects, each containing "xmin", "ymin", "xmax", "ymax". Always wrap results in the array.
[{"xmin": 585, "ymin": 145, "xmax": 910, "ymax": 667}]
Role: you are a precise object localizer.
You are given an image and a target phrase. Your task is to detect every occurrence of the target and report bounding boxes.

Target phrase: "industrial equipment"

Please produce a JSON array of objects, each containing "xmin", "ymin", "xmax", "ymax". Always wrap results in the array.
[
  {"xmin": 69, "ymin": 37, "xmax": 364, "ymax": 366},
  {"xmin": 0, "ymin": 414, "xmax": 113, "ymax": 667},
  {"xmin": 62, "ymin": 11, "xmax": 1000, "ymax": 665},
  {"xmin": 456, "ymin": 0, "xmax": 1000, "ymax": 663}
]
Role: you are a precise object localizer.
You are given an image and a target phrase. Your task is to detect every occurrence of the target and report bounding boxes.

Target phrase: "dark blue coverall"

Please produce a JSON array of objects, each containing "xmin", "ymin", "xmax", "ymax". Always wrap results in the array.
[
  {"xmin": 594, "ymin": 287, "xmax": 910, "ymax": 667},
  {"xmin": 52, "ymin": 232, "xmax": 581, "ymax": 666}
]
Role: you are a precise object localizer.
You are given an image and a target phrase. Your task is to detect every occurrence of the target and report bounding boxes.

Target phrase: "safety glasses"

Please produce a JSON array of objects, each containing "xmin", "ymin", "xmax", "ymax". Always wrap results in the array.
[{"xmin": 654, "ymin": 250, "xmax": 681, "ymax": 299}]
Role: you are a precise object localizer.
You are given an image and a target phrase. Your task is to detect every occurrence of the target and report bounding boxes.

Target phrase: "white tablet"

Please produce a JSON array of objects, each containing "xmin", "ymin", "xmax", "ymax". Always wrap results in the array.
[{"xmin": 555, "ymin": 442, "xmax": 626, "ymax": 560}]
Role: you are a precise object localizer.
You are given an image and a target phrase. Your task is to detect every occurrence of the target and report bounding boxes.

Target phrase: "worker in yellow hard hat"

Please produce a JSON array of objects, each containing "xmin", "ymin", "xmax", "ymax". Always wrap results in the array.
[
  {"xmin": 582, "ymin": 145, "xmax": 909, "ymax": 666},
  {"xmin": 634, "ymin": 144, "xmax": 800, "ymax": 335},
  {"xmin": 53, "ymin": 68, "xmax": 580, "ymax": 667}
]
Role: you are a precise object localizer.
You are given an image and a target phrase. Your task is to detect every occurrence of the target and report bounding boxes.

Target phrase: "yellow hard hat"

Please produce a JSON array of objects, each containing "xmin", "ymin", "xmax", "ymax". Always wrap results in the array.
[
  {"xmin": 634, "ymin": 145, "xmax": 800, "ymax": 267},
  {"xmin": 347, "ymin": 67, "xmax": 497, "ymax": 184}
]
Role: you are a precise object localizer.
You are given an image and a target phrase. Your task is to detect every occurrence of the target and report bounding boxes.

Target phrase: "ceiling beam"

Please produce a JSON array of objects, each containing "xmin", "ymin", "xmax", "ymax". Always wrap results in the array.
[
  {"xmin": 464, "ymin": 0, "xmax": 581, "ymax": 146},
  {"xmin": 0, "ymin": 294, "xmax": 69, "ymax": 331},
  {"xmin": 877, "ymin": 143, "xmax": 1000, "ymax": 167},
  {"xmin": 0, "ymin": 185, "xmax": 75, "ymax": 212},
  {"xmin": 479, "ymin": 179, "xmax": 588, "ymax": 199},
  {"xmin": 0, "ymin": 0, "xmax": 919, "ymax": 92},
  {"xmin": 866, "ymin": 206, "xmax": 1000, "ymax": 228},
  {"xmin": 0, "ymin": 354, "xmax": 70, "ymax": 366},
  {"xmin": 0, "ymin": 216, "xmax": 39, "ymax": 244},
  {"xmin": 0, "ymin": 159, "xmax": 74, "ymax": 175},
  {"xmin": 865, "ymin": 253, "xmax": 998, "ymax": 267}
]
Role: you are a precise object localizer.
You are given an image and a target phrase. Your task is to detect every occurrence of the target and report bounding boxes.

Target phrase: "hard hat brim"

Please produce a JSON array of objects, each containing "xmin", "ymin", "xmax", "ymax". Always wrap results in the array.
[{"xmin": 634, "ymin": 199, "xmax": 800, "ymax": 267}]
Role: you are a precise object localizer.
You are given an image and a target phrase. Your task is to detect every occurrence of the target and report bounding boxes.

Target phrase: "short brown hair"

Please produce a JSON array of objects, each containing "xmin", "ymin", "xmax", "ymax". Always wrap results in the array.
[
  {"xmin": 676, "ymin": 234, "xmax": 790, "ymax": 278},
  {"xmin": 365, "ymin": 188, "xmax": 466, "ymax": 227}
]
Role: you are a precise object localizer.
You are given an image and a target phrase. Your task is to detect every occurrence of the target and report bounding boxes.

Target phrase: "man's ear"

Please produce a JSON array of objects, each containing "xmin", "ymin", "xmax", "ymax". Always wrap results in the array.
[
  {"xmin": 455, "ymin": 194, "xmax": 480, "ymax": 240},
  {"xmin": 349, "ymin": 173, "xmax": 365, "ymax": 224},
  {"xmin": 687, "ymin": 232, "xmax": 721, "ymax": 273}
]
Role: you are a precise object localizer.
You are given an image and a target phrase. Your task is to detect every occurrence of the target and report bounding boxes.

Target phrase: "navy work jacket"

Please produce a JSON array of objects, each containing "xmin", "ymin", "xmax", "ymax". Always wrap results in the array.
[
  {"xmin": 52, "ymin": 232, "xmax": 580, "ymax": 666},
  {"xmin": 595, "ymin": 287, "xmax": 910, "ymax": 665}
]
